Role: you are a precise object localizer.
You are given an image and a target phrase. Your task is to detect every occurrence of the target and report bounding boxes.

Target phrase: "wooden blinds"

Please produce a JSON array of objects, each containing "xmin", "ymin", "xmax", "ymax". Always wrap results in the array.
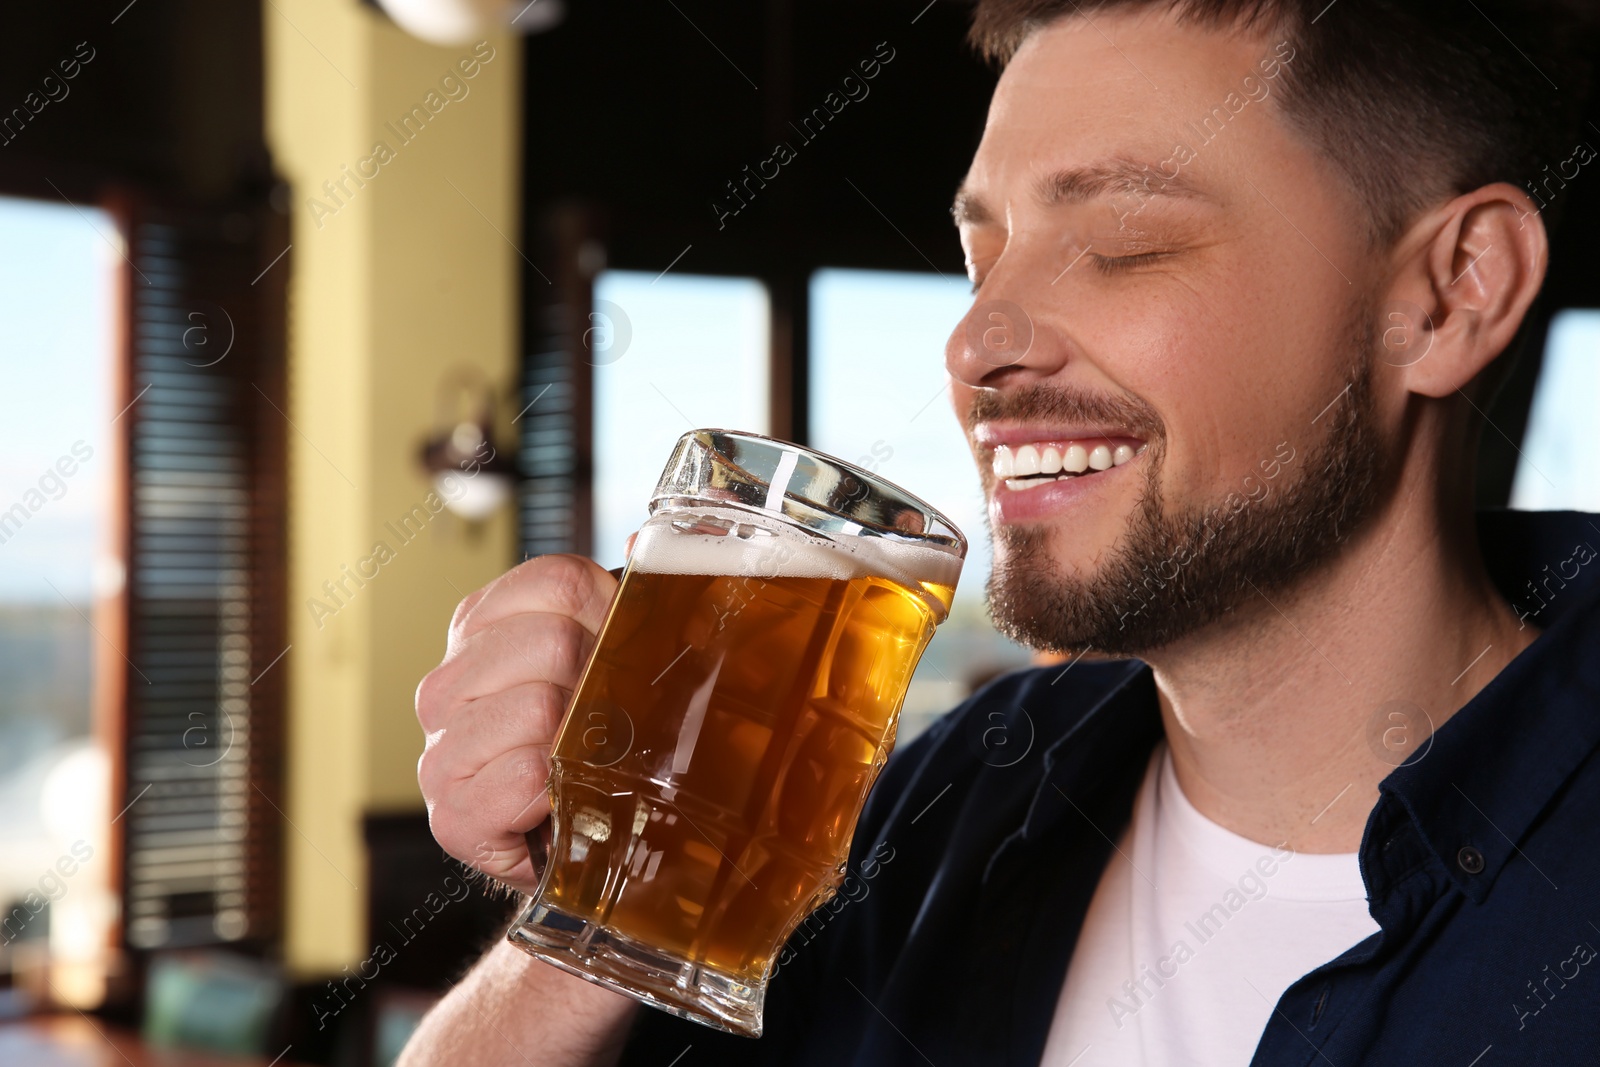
[
  {"xmin": 111, "ymin": 196, "xmax": 287, "ymax": 955},
  {"xmin": 518, "ymin": 204, "xmax": 597, "ymax": 561}
]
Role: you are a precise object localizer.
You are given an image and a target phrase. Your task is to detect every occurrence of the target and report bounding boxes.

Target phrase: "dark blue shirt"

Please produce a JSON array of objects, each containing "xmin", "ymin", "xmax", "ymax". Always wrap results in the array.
[{"xmin": 620, "ymin": 509, "xmax": 1600, "ymax": 1065}]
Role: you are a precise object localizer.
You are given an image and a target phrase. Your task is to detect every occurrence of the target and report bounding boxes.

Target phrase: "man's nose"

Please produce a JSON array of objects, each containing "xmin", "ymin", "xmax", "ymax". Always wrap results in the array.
[{"xmin": 946, "ymin": 271, "xmax": 1071, "ymax": 391}]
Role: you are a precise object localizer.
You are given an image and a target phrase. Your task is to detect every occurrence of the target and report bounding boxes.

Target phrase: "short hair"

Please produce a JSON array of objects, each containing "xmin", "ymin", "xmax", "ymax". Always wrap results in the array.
[{"xmin": 966, "ymin": 0, "xmax": 1599, "ymax": 248}]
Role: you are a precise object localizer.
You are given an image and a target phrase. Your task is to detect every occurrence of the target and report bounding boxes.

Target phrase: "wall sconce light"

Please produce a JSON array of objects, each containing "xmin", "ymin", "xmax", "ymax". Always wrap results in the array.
[
  {"xmin": 367, "ymin": 0, "xmax": 564, "ymax": 45},
  {"xmin": 419, "ymin": 368, "xmax": 519, "ymax": 522}
]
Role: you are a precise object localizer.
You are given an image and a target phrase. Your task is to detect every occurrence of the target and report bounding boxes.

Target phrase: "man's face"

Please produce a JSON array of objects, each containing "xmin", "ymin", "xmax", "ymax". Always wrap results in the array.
[{"xmin": 949, "ymin": 9, "xmax": 1388, "ymax": 655}]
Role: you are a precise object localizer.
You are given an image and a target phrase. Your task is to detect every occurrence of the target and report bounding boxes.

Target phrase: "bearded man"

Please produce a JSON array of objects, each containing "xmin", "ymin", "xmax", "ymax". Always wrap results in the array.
[{"xmin": 401, "ymin": 1, "xmax": 1600, "ymax": 1063}]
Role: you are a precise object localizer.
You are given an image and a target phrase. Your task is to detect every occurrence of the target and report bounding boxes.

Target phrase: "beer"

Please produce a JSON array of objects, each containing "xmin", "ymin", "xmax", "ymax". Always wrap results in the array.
[
  {"xmin": 509, "ymin": 430, "xmax": 964, "ymax": 1036},
  {"xmin": 541, "ymin": 509, "xmax": 956, "ymax": 986}
]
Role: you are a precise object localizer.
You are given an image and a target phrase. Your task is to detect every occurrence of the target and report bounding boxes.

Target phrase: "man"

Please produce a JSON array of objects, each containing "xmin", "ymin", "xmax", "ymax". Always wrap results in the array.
[{"xmin": 401, "ymin": 1, "xmax": 1600, "ymax": 1063}]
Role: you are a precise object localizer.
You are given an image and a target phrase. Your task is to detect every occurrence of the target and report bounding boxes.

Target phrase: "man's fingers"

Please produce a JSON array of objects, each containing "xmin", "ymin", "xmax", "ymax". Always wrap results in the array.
[
  {"xmin": 418, "ymin": 681, "xmax": 567, "ymax": 795},
  {"xmin": 468, "ymin": 744, "xmax": 554, "ymax": 834},
  {"xmin": 450, "ymin": 554, "xmax": 617, "ymax": 652},
  {"xmin": 428, "ymin": 744, "xmax": 551, "ymax": 872},
  {"xmin": 418, "ymin": 552, "xmax": 628, "ymax": 898},
  {"xmin": 419, "ymin": 612, "xmax": 595, "ymax": 731}
]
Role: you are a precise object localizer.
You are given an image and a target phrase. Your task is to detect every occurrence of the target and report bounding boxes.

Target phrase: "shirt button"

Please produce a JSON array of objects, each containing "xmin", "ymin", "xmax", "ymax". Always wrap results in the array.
[{"xmin": 1457, "ymin": 846, "xmax": 1485, "ymax": 874}]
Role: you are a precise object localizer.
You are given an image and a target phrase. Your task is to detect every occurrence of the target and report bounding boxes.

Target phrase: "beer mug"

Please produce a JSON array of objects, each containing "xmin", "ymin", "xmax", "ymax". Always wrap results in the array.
[{"xmin": 508, "ymin": 429, "xmax": 965, "ymax": 1036}]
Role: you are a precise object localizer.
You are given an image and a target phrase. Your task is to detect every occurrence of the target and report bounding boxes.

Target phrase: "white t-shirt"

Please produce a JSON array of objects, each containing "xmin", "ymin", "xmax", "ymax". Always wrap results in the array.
[{"xmin": 1040, "ymin": 742, "xmax": 1380, "ymax": 1066}]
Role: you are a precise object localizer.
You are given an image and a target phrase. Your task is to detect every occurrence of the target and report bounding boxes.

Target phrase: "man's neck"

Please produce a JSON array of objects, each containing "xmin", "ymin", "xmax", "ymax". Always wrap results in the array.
[{"xmin": 1147, "ymin": 495, "xmax": 1538, "ymax": 855}]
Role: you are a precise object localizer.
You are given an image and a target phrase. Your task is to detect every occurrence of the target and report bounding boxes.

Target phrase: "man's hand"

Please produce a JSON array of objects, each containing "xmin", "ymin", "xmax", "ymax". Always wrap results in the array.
[
  {"xmin": 416, "ymin": 553, "xmax": 617, "ymax": 895},
  {"xmin": 402, "ymin": 554, "xmax": 638, "ymax": 1067}
]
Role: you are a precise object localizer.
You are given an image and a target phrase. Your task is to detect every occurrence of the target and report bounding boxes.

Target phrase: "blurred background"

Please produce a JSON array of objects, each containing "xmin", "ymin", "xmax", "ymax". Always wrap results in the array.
[{"xmin": 0, "ymin": 1, "xmax": 1595, "ymax": 1064}]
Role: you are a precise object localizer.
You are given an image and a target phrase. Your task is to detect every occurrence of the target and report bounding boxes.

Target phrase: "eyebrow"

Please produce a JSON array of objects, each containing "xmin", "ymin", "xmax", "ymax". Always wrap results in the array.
[{"xmin": 951, "ymin": 158, "xmax": 1218, "ymax": 226}]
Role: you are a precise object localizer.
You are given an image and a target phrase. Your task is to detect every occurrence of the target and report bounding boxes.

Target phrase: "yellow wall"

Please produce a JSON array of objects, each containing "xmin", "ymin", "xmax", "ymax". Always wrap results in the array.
[{"xmin": 264, "ymin": 0, "xmax": 522, "ymax": 975}]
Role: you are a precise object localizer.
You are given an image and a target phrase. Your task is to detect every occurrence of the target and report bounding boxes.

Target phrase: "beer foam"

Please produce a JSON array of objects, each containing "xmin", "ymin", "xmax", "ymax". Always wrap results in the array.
[{"xmin": 631, "ymin": 507, "xmax": 962, "ymax": 594}]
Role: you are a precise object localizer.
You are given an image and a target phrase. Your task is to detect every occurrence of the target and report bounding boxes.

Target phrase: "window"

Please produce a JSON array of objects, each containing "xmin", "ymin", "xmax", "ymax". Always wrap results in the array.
[
  {"xmin": 590, "ymin": 271, "xmax": 770, "ymax": 570},
  {"xmin": 0, "ymin": 196, "xmax": 115, "ymax": 987},
  {"xmin": 1510, "ymin": 309, "xmax": 1600, "ymax": 512},
  {"xmin": 809, "ymin": 269, "xmax": 1030, "ymax": 740},
  {"xmin": 572, "ymin": 266, "xmax": 1026, "ymax": 742},
  {"xmin": 0, "ymin": 187, "xmax": 288, "ymax": 1009}
]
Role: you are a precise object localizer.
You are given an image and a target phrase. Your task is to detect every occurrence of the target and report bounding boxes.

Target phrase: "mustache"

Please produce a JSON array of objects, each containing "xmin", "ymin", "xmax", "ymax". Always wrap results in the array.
[{"xmin": 964, "ymin": 383, "xmax": 1166, "ymax": 439}]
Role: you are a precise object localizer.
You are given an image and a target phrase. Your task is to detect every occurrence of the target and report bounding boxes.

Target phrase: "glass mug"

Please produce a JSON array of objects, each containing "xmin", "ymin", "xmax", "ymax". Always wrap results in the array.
[{"xmin": 508, "ymin": 429, "xmax": 965, "ymax": 1036}]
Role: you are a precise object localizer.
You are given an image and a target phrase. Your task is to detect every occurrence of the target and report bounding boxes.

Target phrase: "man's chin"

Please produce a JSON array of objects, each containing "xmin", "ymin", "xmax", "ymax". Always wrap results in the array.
[
  {"xmin": 985, "ymin": 409, "xmax": 1383, "ymax": 658},
  {"xmin": 984, "ymin": 524, "xmax": 1174, "ymax": 657},
  {"xmin": 981, "ymin": 463, "xmax": 1217, "ymax": 655}
]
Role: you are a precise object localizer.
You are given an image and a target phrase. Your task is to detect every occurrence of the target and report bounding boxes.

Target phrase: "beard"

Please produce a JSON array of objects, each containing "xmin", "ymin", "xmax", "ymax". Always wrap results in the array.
[{"xmin": 983, "ymin": 324, "xmax": 1385, "ymax": 657}]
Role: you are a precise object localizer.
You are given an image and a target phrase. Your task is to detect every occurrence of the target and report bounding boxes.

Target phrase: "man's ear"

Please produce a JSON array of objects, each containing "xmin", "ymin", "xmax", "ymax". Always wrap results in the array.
[{"xmin": 1382, "ymin": 182, "xmax": 1548, "ymax": 399}]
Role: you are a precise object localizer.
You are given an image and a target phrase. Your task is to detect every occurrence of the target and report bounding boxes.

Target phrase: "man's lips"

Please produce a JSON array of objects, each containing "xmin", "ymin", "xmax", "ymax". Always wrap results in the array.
[
  {"xmin": 985, "ymin": 441, "xmax": 1146, "ymax": 523},
  {"xmin": 970, "ymin": 422, "xmax": 1152, "ymax": 525}
]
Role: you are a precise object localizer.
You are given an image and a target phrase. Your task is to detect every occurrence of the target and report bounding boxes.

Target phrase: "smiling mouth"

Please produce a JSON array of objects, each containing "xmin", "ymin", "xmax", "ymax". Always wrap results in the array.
[{"xmin": 991, "ymin": 439, "xmax": 1146, "ymax": 491}]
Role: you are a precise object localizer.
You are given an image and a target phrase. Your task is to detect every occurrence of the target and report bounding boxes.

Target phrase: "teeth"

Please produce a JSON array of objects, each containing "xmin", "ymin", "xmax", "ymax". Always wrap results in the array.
[
  {"xmin": 992, "ymin": 438, "xmax": 1143, "ymax": 488},
  {"xmin": 1014, "ymin": 444, "xmax": 1041, "ymax": 476}
]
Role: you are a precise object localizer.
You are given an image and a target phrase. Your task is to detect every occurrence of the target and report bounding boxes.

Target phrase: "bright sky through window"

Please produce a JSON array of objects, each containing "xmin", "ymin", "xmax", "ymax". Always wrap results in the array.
[
  {"xmin": 0, "ymin": 196, "xmax": 112, "ymax": 602},
  {"xmin": 1511, "ymin": 309, "xmax": 1600, "ymax": 513},
  {"xmin": 591, "ymin": 272, "xmax": 769, "ymax": 570}
]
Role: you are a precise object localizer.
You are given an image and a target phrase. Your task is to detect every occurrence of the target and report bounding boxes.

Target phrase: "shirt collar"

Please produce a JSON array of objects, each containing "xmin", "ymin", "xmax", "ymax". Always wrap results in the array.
[
  {"xmin": 1011, "ymin": 509, "xmax": 1600, "ymax": 906},
  {"xmin": 1379, "ymin": 509, "xmax": 1600, "ymax": 903}
]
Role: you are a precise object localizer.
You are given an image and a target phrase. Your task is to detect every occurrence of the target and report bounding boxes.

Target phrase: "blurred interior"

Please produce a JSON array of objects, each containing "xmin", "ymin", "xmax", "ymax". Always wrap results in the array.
[{"xmin": 0, "ymin": 1, "xmax": 1596, "ymax": 1063}]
